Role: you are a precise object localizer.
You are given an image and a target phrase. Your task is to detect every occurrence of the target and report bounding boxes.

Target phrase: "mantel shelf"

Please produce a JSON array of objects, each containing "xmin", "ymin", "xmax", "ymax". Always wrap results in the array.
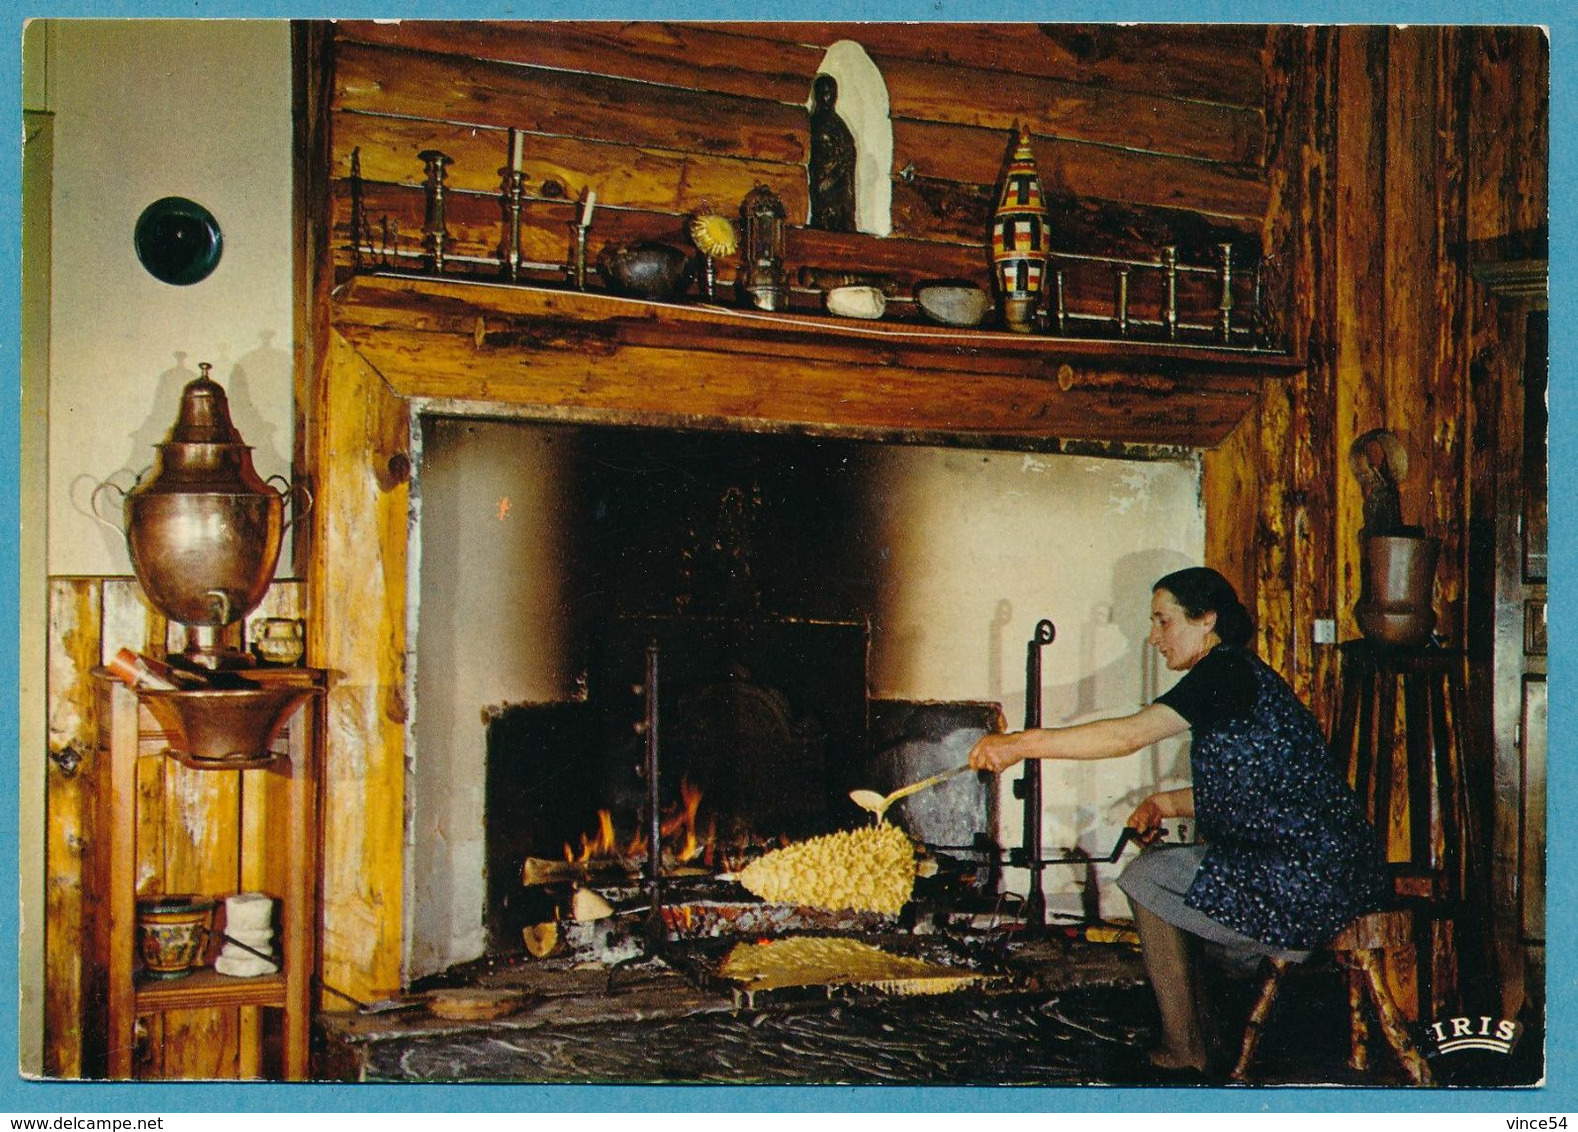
[{"xmin": 333, "ymin": 272, "xmax": 1303, "ymax": 450}]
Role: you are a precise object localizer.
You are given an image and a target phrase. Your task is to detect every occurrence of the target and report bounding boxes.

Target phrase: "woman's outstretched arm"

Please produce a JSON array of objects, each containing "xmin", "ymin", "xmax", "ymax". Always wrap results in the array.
[{"xmin": 967, "ymin": 702, "xmax": 1189, "ymax": 772}]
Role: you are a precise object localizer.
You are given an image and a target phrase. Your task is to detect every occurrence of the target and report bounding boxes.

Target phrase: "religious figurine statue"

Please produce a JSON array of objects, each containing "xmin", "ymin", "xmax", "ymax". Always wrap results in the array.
[{"xmin": 808, "ymin": 74, "xmax": 857, "ymax": 232}]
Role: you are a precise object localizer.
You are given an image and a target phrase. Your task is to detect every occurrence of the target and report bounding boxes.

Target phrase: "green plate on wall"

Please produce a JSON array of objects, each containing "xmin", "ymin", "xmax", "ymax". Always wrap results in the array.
[{"xmin": 134, "ymin": 196, "xmax": 223, "ymax": 286}]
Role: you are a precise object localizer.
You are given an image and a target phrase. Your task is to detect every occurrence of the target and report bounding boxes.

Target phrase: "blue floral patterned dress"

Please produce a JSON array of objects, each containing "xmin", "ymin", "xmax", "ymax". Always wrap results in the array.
[{"xmin": 1133, "ymin": 645, "xmax": 1387, "ymax": 950}]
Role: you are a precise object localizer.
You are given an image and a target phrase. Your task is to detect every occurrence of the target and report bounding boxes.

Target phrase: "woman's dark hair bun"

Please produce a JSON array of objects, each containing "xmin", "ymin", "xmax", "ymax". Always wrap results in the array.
[{"xmin": 1153, "ymin": 566, "xmax": 1255, "ymax": 647}]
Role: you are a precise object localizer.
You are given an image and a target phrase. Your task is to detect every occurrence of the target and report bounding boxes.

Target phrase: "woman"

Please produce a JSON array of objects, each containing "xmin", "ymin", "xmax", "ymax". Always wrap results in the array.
[{"xmin": 968, "ymin": 567, "xmax": 1386, "ymax": 1074}]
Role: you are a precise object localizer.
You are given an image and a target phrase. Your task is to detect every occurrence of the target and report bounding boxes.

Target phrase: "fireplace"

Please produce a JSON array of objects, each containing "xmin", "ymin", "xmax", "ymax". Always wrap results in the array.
[{"xmin": 407, "ymin": 413, "xmax": 1205, "ymax": 978}]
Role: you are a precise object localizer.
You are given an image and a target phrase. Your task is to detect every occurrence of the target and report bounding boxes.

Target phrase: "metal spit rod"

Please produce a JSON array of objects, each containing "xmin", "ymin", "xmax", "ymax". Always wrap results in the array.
[
  {"xmin": 642, "ymin": 640, "xmax": 665, "ymax": 952},
  {"xmin": 1017, "ymin": 619, "xmax": 1056, "ymax": 934}
]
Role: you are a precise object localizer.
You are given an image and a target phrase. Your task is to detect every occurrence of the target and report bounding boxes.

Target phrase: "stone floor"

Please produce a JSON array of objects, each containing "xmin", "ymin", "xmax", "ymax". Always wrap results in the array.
[{"xmin": 315, "ymin": 935, "xmax": 1544, "ymax": 1089}]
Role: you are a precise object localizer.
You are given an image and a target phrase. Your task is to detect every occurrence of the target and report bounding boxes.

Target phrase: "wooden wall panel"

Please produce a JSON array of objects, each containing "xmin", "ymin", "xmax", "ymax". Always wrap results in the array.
[
  {"xmin": 1381, "ymin": 30, "xmax": 1436, "ymax": 548},
  {"xmin": 890, "ymin": 120, "xmax": 1270, "ymax": 223},
  {"xmin": 44, "ymin": 580, "xmax": 101, "ymax": 1078},
  {"xmin": 334, "ymin": 42, "xmax": 809, "ymax": 165},
  {"xmin": 1201, "ymin": 408, "xmax": 1262, "ymax": 628},
  {"xmin": 337, "ymin": 19, "xmax": 826, "ymax": 106},
  {"xmin": 688, "ymin": 22, "xmax": 1270, "ymax": 109},
  {"xmin": 309, "ymin": 334, "xmax": 411, "ymax": 1007},
  {"xmin": 878, "ymin": 55, "xmax": 1264, "ymax": 166},
  {"xmin": 1334, "ymin": 27, "xmax": 1388, "ymax": 644},
  {"xmin": 1464, "ymin": 28, "xmax": 1548, "ymax": 244},
  {"xmin": 1290, "ymin": 26, "xmax": 1341, "ymax": 719},
  {"xmin": 1429, "ymin": 28, "xmax": 1471, "ymax": 641},
  {"xmin": 336, "ymin": 21, "xmax": 1270, "ymax": 158}
]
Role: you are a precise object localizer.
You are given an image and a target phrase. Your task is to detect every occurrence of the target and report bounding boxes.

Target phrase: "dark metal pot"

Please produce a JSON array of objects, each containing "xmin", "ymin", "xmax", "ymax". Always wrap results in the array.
[
  {"xmin": 121, "ymin": 366, "xmax": 304, "ymax": 657},
  {"xmin": 597, "ymin": 241, "xmax": 695, "ymax": 300},
  {"xmin": 1355, "ymin": 534, "xmax": 1441, "ymax": 647}
]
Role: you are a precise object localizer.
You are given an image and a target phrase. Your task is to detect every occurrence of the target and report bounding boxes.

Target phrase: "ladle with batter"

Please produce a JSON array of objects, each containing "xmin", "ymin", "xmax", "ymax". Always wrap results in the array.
[{"xmin": 849, "ymin": 763, "xmax": 974, "ymax": 821}]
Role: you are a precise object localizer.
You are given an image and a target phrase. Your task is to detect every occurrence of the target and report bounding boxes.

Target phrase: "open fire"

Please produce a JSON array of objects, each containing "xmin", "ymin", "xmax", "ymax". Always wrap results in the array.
[{"xmin": 557, "ymin": 780, "xmax": 789, "ymax": 876}]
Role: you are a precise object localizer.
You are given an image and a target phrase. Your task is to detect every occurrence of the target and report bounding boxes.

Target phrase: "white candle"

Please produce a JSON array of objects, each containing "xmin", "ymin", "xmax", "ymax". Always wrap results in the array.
[
  {"xmin": 581, "ymin": 189, "xmax": 597, "ymax": 229},
  {"xmin": 509, "ymin": 129, "xmax": 523, "ymax": 174}
]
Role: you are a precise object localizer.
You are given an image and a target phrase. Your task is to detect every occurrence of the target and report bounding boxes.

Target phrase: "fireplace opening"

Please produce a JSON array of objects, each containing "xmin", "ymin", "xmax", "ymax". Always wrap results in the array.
[{"xmin": 410, "ymin": 413, "xmax": 1206, "ymax": 977}]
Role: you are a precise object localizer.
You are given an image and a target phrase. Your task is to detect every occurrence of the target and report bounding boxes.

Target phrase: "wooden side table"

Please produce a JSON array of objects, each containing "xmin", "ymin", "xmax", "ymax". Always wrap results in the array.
[
  {"xmin": 1329, "ymin": 640, "xmax": 1488, "ymax": 1018},
  {"xmin": 82, "ymin": 668, "xmax": 322, "ymax": 1080}
]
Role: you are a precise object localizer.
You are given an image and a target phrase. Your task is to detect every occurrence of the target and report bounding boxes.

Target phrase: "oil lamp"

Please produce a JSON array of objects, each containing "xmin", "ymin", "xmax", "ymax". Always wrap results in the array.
[{"xmin": 737, "ymin": 184, "xmax": 788, "ymax": 312}]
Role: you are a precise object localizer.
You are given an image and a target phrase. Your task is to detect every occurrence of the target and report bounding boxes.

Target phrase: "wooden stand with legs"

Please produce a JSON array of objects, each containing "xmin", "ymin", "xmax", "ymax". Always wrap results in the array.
[{"xmin": 81, "ymin": 670, "xmax": 321, "ymax": 1080}]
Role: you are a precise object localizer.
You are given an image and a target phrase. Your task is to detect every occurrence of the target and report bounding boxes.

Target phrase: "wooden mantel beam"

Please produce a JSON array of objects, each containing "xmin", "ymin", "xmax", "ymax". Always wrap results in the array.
[{"xmin": 334, "ymin": 273, "xmax": 1297, "ymax": 449}]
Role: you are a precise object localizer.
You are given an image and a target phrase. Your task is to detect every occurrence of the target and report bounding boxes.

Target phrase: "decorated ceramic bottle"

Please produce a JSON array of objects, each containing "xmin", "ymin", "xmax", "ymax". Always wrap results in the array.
[{"xmin": 990, "ymin": 125, "xmax": 1049, "ymax": 333}]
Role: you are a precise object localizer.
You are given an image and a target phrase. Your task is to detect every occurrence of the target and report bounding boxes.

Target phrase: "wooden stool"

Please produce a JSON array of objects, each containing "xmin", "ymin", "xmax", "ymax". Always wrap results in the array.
[{"xmin": 1230, "ymin": 910, "xmax": 1433, "ymax": 1086}]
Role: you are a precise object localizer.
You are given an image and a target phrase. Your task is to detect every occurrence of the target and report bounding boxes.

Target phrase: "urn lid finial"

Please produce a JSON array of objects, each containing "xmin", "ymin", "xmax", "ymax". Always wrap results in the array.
[{"xmin": 167, "ymin": 362, "xmax": 244, "ymax": 446}]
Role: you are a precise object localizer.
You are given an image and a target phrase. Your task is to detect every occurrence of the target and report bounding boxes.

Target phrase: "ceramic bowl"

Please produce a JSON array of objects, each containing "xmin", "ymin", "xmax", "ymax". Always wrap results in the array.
[
  {"xmin": 135, "ymin": 894, "xmax": 216, "ymax": 980},
  {"xmin": 597, "ymin": 242, "xmax": 695, "ymax": 300},
  {"xmin": 915, "ymin": 283, "xmax": 993, "ymax": 328}
]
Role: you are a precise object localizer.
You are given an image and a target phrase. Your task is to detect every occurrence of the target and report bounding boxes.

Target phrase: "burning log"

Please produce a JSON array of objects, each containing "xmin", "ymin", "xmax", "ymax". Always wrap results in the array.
[
  {"xmin": 522, "ymin": 921, "xmax": 560, "ymax": 959},
  {"xmin": 572, "ymin": 885, "xmax": 615, "ymax": 922},
  {"xmin": 519, "ymin": 856, "xmax": 712, "ymax": 888},
  {"xmin": 520, "ymin": 856, "xmax": 633, "ymax": 887}
]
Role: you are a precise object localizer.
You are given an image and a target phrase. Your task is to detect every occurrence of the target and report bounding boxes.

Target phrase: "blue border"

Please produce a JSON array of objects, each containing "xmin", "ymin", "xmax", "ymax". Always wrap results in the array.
[{"xmin": 1, "ymin": 0, "xmax": 1571, "ymax": 1115}]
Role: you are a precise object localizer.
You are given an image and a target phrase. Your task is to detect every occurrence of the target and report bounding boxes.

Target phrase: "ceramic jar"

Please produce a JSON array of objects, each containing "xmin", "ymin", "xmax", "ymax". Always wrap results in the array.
[
  {"xmin": 1355, "ymin": 534, "xmax": 1441, "ymax": 648},
  {"xmin": 252, "ymin": 618, "xmax": 306, "ymax": 667}
]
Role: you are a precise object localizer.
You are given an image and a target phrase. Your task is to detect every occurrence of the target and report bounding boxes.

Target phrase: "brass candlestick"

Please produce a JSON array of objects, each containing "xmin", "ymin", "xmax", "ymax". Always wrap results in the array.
[
  {"xmin": 503, "ymin": 128, "xmax": 524, "ymax": 282},
  {"xmin": 417, "ymin": 149, "xmax": 453, "ymax": 275},
  {"xmin": 1218, "ymin": 242, "xmax": 1235, "ymax": 343},
  {"xmin": 570, "ymin": 224, "xmax": 588, "ymax": 289},
  {"xmin": 568, "ymin": 189, "xmax": 596, "ymax": 290}
]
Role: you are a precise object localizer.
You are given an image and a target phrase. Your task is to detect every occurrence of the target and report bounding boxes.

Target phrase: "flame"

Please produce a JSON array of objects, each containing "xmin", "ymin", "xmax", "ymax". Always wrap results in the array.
[{"xmin": 555, "ymin": 780, "xmax": 725, "ymax": 870}]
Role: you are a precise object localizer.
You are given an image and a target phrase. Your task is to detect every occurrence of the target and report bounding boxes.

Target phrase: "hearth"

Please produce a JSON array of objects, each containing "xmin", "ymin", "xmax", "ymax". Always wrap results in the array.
[{"xmin": 409, "ymin": 412, "xmax": 1206, "ymax": 978}]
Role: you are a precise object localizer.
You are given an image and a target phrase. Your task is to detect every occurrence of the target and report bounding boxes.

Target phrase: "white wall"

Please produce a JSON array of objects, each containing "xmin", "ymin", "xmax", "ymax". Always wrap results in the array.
[
  {"xmin": 44, "ymin": 20, "xmax": 295, "ymax": 577},
  {"xmin": 407, "ymin": 417, "xmax": 580, "ymax": 976},
  {"xmin": 863, "ymin": 447, "xmax": 1201, "ymax": 920}
]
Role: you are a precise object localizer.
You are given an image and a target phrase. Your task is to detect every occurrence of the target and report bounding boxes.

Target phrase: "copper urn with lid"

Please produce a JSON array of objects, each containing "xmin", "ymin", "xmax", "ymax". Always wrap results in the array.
[{"xmin": 123, "ymin": 364, "xmax": 304, "ymax": 668}]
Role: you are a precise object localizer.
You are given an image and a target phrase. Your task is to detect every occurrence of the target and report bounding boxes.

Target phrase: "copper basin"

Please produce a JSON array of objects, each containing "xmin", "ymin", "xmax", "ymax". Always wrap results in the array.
[{"xmin": 140, "ymin": 683, "xmax": 319, "ymax": 768}]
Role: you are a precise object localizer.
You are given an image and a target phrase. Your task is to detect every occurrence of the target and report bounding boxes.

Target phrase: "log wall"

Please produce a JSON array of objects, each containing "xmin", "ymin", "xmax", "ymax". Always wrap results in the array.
[
  {"xmin": 326, "ymin": 21, "xmax": 1276, "ymax": 317},
  {"xmin": 1201, "ymin": 25, "xmax": 1547, "ymax": 1013},
  {"xmin": 1203, "ymin": 25, "xmax": 1546, "ymax": 712}
]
